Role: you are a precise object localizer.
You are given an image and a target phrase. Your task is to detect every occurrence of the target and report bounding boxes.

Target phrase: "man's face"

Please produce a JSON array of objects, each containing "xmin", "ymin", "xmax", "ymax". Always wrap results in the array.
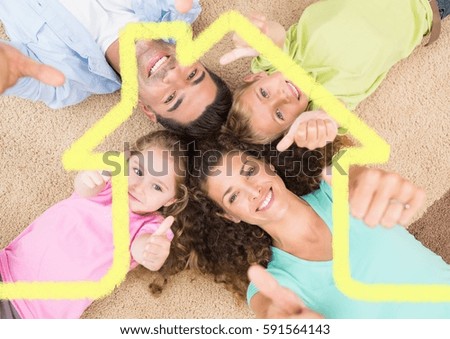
[{"xmin": 136, "ymin": 40, "xmax": 217, "ymax": 125}]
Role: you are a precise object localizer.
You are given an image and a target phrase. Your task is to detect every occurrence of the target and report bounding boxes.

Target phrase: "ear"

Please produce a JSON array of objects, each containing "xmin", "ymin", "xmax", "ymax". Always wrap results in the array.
[
  {"xmin": 163, "ymin": 197, "xmax": 178, "ymax": 207},
  {"xmin": 139, "ymin": 100, "xmax": 157, "ymax": 123},
  {"xmin": 218, "ymin": 212, "xmax": 241, "ymax": 223},
  {"xmin": 243, "ymin": 72, "xmax": 268, "ymax": 83}
]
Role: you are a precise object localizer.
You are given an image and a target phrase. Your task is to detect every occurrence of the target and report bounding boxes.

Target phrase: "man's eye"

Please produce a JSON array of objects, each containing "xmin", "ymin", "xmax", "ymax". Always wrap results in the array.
[
  {"xmin": 187, "ymin": 69, "xmax": 197, "ymax": 80},
  {"xmin": 275, "ymin": 109, "xmax": 285, "ymax": 121},
  {"xmin": 133, "ymin": 168, "xmax": 143, "ymax": 176},
  {"xmin": 260, "ymin": 88, "xmax": 269, "ymax": 98},
  {"xmin": 164, "ymin": 92, "xmax": 176, "ymax": 104},
  {"xmin": 229, "ymin": 193, "xmax": 238, "ymax": 204},
  {"xmin": 152, "ymin": 184, "xmax": 162, "ymax": 192}
]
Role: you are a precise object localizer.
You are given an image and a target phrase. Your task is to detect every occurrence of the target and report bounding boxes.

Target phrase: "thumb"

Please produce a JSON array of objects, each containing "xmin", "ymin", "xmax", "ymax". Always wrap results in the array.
[
  {"xmin": 153, "ymin": 216, "xmax": 175, "ymax": 237},
  {"xmin": 19, "ymin": 56, "xmax": 65, "ymax": 87},
  {"xmin": 220, "ymin": 47, "xmax": 260, "ymax": 65},
  {"xmin": 248, "ymin": 265, "xmax": 305, "ymax": 314},
  {"xmin": 276, "ymin": 115, "xmax": 303, "ymax": 152},
  {"xmin": 174, "ymin": 0, "xmax": 193, "ymax": 14}
]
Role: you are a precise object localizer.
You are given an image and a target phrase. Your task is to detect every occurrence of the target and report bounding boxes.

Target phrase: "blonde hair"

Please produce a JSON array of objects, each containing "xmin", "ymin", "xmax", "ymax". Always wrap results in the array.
[
  {"xmin": 225, "ymin": 81, "xmax": 282, "ymax": 144},
  {"xmin": 131, "ymin": 130, "xmax": 188, "ymax": 217}
]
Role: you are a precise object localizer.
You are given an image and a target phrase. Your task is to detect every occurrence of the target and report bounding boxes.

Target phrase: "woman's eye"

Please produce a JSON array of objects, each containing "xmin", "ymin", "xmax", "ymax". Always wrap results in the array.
[
  {"xmin": 164, "ymin": 92, "xmax": 176, "ymax": 104},
  {"xmin": 275, "ymin": 109, "xmax": 285, "ymax": 121},
  {"xmin": 229, "ymin": 193, "xmax": 238, "ymax": 204},
  {"xmin": 133, "ymin": 168, "xmax": 143, "ymax": 176},
  {"xmin": 187, "ymin": 69, "xmax": 197, "ymax": 80},
  {"xmin": 152, "ymin": 184, "xmax": 162, "ymax": 192},
  {"xmin": 245, "ymin": 167, "xmax": 255, "ymax": 177},
  {"xmin": 260, "ymin": 88, "xmax": 269, "ymax": 98}
]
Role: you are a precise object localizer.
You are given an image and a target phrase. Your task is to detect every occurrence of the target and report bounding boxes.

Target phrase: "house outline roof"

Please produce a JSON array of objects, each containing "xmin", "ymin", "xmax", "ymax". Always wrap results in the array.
[{"xmin": 1, "ymin": 11, "xmax": 447, "ymax": 302}]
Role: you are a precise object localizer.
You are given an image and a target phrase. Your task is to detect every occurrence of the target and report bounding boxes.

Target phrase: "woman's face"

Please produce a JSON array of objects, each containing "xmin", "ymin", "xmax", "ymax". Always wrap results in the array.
[
  {"xmin": 205, "ymin": 152, "xmax": 291, "ymax": 228},
  {"xmin": 239, "ymin": 72, "xmax": 309, "ymax": 142}
]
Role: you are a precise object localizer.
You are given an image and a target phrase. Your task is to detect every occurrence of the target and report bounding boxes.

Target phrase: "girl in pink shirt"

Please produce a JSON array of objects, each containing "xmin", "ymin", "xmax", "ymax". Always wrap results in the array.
[{"xmin": 0, "ymin": 130, "xmax": 188, "ymax": 318}]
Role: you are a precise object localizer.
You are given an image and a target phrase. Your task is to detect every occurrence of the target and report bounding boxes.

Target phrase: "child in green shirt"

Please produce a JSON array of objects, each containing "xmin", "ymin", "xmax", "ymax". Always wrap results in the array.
[{"xmin": 221, "ymin": 0, "xmax": 448, "ymax": 151}]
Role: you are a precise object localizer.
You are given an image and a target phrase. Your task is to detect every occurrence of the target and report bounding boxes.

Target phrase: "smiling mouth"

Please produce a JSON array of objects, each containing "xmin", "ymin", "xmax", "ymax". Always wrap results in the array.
[
  {"xmin": 147, "ymin": 55, "xmax": 170, "ymax": 77},
  {"xmin": 257, "ymin": 188, "xmax": 273, "ymax": 212},
  {"xmin": 286, "ymin": 81, "xmax": 300, "ymax": 100},
  {"xmin": 128, "ymin": 192, "xmax": 140, "ymax": 203}
]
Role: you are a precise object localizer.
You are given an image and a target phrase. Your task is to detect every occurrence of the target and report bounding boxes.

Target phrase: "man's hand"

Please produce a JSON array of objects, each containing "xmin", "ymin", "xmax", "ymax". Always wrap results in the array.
[
  {"xmin": 175, "ymin": 0, "xmax": 193, "ymax": 14},
  {"xmin": 277, "ymin": 110, "xmax": 338, "ymax": 151},
  {"xmin": 0, "ymin": 42, "xmax": 65, "ymax": 94},
  {"xmin": 248, "ymin": 265, "xmax": 323, "ymax": 319},
  {"xmin": 220, "ymin": 12, "xmax": 285, "ymax": 65},
  {"xmin": 349, "ymin": 167, "xmax": 426, "ymax": 227},
  {"xmin": 139, "ymin": 216, "xmax": 174, "ymax": 271}
]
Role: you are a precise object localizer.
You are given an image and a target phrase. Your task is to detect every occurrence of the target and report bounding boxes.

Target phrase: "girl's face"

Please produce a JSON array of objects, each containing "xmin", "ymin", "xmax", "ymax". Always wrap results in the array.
[
  {"xmin": 205, "ymin": 152, "xmax": 291, "ymax": 228},
  {"xmin": 240, "ymin": 72, "xmax": 309, "ymax": 141},
  {"xmin": 127, "ymin": 147, "xmax": 178, "ymax": 214}
]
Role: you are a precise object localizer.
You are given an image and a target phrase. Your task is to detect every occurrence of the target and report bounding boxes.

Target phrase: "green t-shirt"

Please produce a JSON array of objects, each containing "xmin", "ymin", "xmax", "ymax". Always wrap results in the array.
[
  {"xmin": 247, "ymin": 181, "xmax": 450, "ymax": 318},
  {"xmin": 251, "ymin": 0, "xmax": 433, "ymax": 111}
]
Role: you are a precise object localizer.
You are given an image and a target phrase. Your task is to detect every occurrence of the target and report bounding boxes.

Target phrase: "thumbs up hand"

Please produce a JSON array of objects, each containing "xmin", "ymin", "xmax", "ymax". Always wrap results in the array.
[{"xmin": 134, "ymin": 216, "xmax": 174, "ymax": 271}]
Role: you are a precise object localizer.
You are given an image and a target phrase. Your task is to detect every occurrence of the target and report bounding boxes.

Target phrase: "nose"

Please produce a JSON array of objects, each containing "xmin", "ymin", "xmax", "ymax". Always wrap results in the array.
[
  {"xmin": 162, "ymin": 64, "xmax": 187, "ymax": 86},
  {"xmin": 247, "ymin": 184, "xmax": 262, "ymax": 200},
  {"xmin": 277, "ymin": 87, "xmax": 289, "ymax": 103}
]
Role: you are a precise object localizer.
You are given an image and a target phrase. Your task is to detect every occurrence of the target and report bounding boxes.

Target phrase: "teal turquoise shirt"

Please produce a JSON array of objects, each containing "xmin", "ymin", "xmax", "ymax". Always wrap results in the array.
[
  {"xmin": 251, "ymin": 0, "xmax": 433, "ymax": 112},
  {"xmin": 247, "ymin": 181, "xmax": 450, "ymax": 318}
]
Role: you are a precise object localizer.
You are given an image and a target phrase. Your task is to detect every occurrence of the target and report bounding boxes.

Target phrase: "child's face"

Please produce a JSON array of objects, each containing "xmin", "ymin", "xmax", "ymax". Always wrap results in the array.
[
  {"xmin": 127, "ymin": 147, "xmax": 178, "ymax": 215},
  {"xmin": 240, "ymin": 72, "xmax": 309, "ymax": 141}
]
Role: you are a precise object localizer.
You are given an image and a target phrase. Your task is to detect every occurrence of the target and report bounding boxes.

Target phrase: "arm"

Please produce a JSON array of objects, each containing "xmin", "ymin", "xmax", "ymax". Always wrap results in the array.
[
  {"xmin": 131, "ymin": 216, "xmax": 174, "ymax": 271},
  {"xmin": 74, "ymin": 171, "xmax": 110, "ymax": 198},
  {"xmin": 248, "ymin": 266, "xmax": 323, "ymax": 319},
  {"xmin": 0, "ymin": 42, "xmax": 64, "ymax": 94},
  {"xmin": 220, "ymin": 13, "xmax": 286, "ymax": 65},
  {"xmin": 321, "ymin": 166, "xmax": 426, "ymax": 227}
]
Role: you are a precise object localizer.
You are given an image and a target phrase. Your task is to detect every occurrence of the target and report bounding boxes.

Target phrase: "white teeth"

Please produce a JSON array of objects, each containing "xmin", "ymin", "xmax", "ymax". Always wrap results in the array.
[
  {"xmin": 287, "ymin": 81, "xmax": 300, "ymax": 99},
  {"xmin": 151, "ymin": 56, "xmax": 168, "ymax": 75},
  {"xmin": 258, "ymin": 189, "xmax": 273, "ymax": 211}
]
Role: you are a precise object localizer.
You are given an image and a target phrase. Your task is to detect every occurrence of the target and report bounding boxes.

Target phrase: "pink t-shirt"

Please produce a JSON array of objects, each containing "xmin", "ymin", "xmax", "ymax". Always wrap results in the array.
[{"xmin": 0, "ymin": 182, "xmax": 171, "ymax": 318}]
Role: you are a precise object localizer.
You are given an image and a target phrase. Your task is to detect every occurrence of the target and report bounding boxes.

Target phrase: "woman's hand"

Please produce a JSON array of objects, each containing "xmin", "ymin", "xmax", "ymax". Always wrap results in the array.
[
  {"xmin": 131, "ymin": 216, "xmax": 174, "ymax": 271},
  {"xmin": 349, "ymin": 167, "xmax": 426, "ymax": 227},
  {"xmin": 220, "ymin": 12, "xmax": 286, "ymax": 65},
  {"xmin": 248, "ymin": 265, "xmax": 323, "ymax": 319},
  {"xmin": 277, "ymin": 110, "xmax": 339, "ymax": 151},
  {"xmin": 0, "ymin": 42, "xmax": 65, "ymax": 94}
]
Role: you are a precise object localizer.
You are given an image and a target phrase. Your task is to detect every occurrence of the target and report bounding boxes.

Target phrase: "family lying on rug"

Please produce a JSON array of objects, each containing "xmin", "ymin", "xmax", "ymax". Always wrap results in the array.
[{"xmin": 1, "ymin": 0, "xmax": 449, "ymax": 318}]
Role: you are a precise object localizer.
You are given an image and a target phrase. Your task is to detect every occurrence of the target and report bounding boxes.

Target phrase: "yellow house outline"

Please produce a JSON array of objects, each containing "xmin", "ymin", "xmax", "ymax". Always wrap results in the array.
[{"xmin": 0, "ymin": 11, "xmax": 448, "ymax": 301}]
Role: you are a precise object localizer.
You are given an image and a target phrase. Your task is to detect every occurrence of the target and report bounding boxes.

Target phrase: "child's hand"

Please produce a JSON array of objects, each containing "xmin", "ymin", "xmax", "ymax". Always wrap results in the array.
[
  {"xmin": 277, "ymin": 110, "xmax": 338, "ymax": 151},
  {"xmin": 74, "ymin": 171, "xmax": 111, "ymax": 198},
  {"xmin": 349, "ymin": 167, "xmax": 426, "ymax": 227},
  {"xmin": 248, "ymin": 265, "xmax": 323, "ymax": 319},
  {"xmin": 220, "ymin": 12, "xmax": 285, "ymax": 65},
  {"xmin": 140, "ymin": 216, "xmax": 174, "ymax": 271}
]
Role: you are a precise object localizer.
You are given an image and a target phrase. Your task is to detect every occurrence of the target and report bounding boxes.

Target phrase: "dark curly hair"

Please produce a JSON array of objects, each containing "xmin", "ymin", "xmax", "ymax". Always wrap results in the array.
[{"xmin": 152, "ymin": 133, "xmax": 349, "ymax": 298}]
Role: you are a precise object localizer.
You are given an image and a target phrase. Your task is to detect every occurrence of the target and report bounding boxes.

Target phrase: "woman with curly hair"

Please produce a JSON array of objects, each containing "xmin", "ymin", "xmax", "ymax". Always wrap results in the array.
[{"xmin": 179, "ymin": 142, "xmax": 450, "ymax": 318}]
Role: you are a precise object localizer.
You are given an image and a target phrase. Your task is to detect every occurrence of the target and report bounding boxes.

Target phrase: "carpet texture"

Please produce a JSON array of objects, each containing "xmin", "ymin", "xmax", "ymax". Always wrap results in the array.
[{"xmin": 0, "ymin": 0, "xmax": 448, "ymax": 318}]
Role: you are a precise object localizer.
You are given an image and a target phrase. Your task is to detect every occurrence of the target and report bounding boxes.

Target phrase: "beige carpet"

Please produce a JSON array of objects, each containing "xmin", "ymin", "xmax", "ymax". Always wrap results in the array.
[{"xmin": 0, "ymin": 0, "xmax": 449, "ymax": 318}]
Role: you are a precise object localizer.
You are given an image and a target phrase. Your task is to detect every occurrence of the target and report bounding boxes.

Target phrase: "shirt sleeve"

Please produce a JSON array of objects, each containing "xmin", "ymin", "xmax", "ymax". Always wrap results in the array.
[
  {"xmin": 1, "ymin": 40, "xmax": 102, "ymax": 108},
  {"xmin": 250, "ymin": 22, "xmax": 299, "ymax": 75}
]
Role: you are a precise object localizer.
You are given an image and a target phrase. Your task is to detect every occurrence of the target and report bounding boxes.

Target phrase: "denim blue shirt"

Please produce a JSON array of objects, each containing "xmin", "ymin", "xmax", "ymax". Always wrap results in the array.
[{"xmin": 0, "ymin": 0, "xmax": 202, "ymax": 108}]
